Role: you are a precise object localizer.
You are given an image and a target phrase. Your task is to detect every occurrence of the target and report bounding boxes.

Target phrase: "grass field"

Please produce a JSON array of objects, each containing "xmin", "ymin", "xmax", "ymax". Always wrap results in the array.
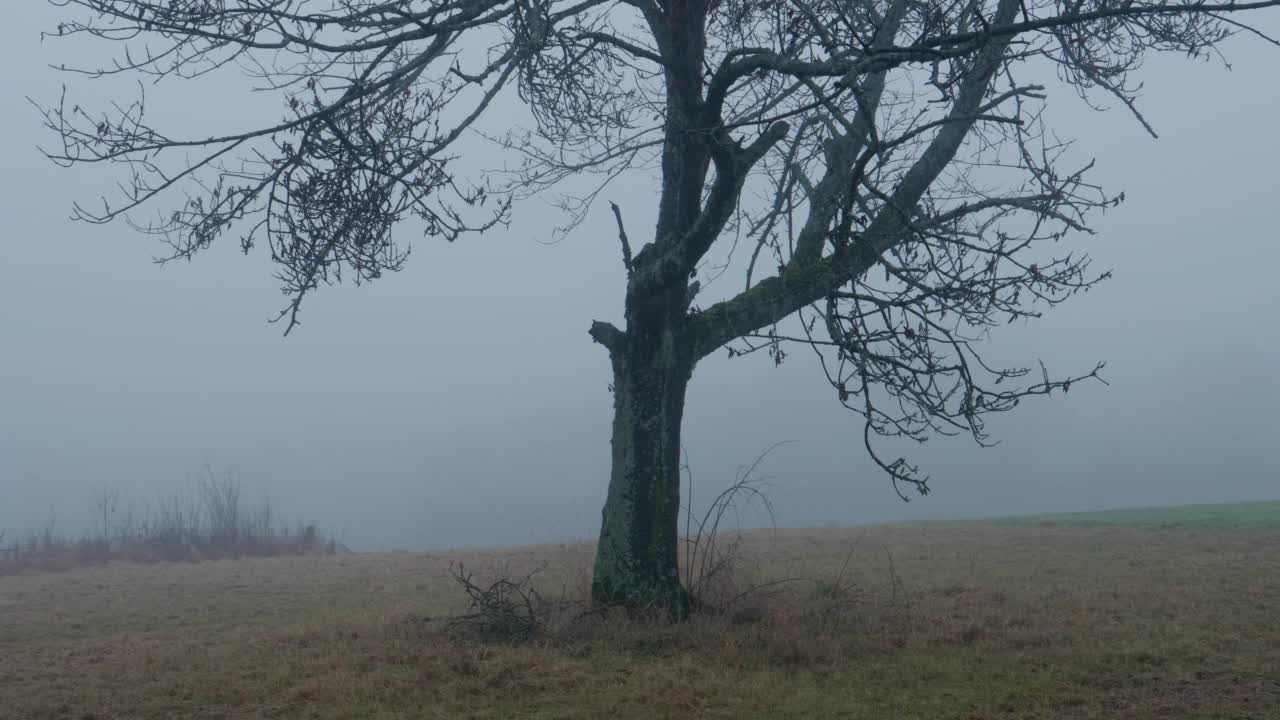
[{"xmin": 2, "ymin": 505, "xmax": 1278, "ymax": 719}]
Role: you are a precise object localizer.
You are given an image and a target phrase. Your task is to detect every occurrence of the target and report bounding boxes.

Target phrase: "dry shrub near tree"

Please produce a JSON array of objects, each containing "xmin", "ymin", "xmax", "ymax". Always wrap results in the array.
[
  {"xmin": 680, "ymin": 442, "xmax": 790, "ymax": 615},
  {"xmin": 38, "ymin": 0, "xmax": 1280, "ymax": 616},
  {"xmin": 446, "ymin": 561, "xmax": 555, "ymax": 641},
  {"xmin": 440, "ymin": 443, "xmax": 869, "ymax": 641}
]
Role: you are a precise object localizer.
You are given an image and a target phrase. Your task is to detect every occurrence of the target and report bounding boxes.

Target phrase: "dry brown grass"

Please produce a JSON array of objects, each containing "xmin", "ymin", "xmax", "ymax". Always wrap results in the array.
[{"xmin": 1, "ymin": 524, "xmax": 1277, "ymax": 719}]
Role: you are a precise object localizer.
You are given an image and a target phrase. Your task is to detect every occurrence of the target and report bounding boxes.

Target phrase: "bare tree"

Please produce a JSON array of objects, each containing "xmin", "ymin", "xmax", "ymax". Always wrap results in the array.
[{"xmin": 39, "ymin": 0, "xmax": 1280, "ymax": 615}]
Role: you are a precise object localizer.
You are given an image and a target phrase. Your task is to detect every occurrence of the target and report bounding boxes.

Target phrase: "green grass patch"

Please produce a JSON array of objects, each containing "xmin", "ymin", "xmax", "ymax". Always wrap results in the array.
[{"xmin": 987, "ymin": 499, "xmax": 1280, "ymax": 529}]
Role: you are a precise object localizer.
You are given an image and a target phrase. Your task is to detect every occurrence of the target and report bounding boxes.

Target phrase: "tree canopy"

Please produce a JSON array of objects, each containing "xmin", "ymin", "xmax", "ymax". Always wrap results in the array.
[{"xmin": 41, "ymin": 0, "xmax": 1280, "ymax": 612}]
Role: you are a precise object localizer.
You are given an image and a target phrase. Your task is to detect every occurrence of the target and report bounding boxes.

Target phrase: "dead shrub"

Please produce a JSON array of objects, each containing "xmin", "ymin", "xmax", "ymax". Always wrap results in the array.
[
  {"xmin": 446, "ymin": 562, "xmax": 559, "ymax": 642},
  {"xmin": 0, "ymin": 467, "xmax": 336, "ymax": 576},
  {"xmin": 681, "ymin": 442, "xmax": 793, "ymax": 615}
]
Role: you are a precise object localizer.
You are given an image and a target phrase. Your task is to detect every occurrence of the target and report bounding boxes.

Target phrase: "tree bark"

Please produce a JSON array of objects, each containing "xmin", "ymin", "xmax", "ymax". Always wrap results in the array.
[
  {"xmin": 590, "ymin": 1, "xmax": 713, "ymax": 619},
  {"xmin": 591, "ymin": 280, "xmax": 693, "ymax": 618}
]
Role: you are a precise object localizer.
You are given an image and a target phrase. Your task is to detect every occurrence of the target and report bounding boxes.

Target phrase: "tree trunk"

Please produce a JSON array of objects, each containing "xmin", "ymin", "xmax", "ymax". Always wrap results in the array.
[
  {"xmin": 592, "ymin": 287, "xmax": 693, "ymax": 618},
  {"xmin": 591, "ymin": 0, "xmax": 709, "ymax": 616}
]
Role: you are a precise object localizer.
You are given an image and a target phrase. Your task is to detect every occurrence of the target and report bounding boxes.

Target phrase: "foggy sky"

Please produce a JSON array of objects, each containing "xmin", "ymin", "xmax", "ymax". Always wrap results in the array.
[{"xmin": 2, "ymin": 5, "xmax": 1277, "ymax": 551}]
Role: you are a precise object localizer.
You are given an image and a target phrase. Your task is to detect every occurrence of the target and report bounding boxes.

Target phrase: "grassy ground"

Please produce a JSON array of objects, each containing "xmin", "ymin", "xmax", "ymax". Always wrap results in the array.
[
  {"xmin": 2, "ymin": 513, "xmax": 1278, "ymax": 719},
  {"xmin": 986, "ymin": 499, "xmax": 1280, "ymax": 530}
]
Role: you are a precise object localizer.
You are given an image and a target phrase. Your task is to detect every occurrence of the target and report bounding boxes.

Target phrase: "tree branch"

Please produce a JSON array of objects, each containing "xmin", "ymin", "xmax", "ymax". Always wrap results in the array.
[
  {"xmin": 690, "ymin": 0, "xmax": 1022, "ymax": 359},
  {"xmin": 589, "ymin": 320, "xmax": 626, "ymax": 355},
  {"xmin": 681, "ymin": 121, "xmax": 791, "ymax": 266},
  {"xmin": 609, "ymin": 201, "xmax": 636, "ymax": 277},
  {"xmin": 576, "ymin": 30, "xmax": 665, "ymax": 66}
]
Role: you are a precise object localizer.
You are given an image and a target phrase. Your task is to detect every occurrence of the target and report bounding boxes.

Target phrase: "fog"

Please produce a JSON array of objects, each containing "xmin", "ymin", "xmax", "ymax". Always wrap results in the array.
[{"xmin": 1, "ymin": 5, "xmax": 1276, "ymax": 551}]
